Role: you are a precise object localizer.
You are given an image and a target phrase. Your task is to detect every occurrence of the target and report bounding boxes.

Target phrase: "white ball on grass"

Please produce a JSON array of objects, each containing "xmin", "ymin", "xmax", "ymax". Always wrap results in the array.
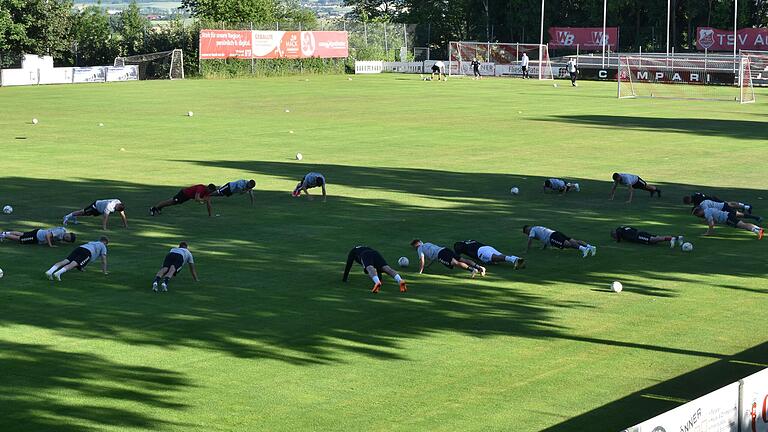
[
  {"xmin": 510, "ymin": 187, "xmax": 519, "ymax": 195},
  {"xmin": 3, "ymin": 205, "xmax": 13, "ymax": 214},
  {"xmin": 398, "ymin": 257, "xmax": 409, "ymax": 267},
  {"xmin": 187, "ymin": 111, "xmax": 194, "ymax": 117},
  {"xmin": 611, "ymin": 281, "xmax": 623, "ymax": 293},
  {"xmin": 681, "ymin": 242, "xmax": 694, "ymax": 252},
  {"xmin": 553, "ymin": 83, "xmax": 558, "ymax": 88},
  {"xmin": 31, "ymin": 118, "xmax": 38, "ymax": 125},
  {"xmin": 295, "ymin": 153, "xmax": 303, "ymax": 161},
  {"xmin": 0, "ymin": 268, "xmax": 4, "ymax": 278}
]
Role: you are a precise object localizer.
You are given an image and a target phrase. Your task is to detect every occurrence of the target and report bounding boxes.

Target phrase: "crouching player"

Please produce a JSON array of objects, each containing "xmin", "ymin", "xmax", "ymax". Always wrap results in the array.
[
  {"xmin": 292, "ymin": 172, "xmax": 327, "ymax": 201},
  {"xmin": 45, "ymin": 236, "xmax": 109, "ymax": 281},
  {"xmin": 693, "ymin": 207, "xmax": 764, "ymax": 239},
  {"xmin": 63, "ymin": 199, "xmax": 127, "ymax": 230},
  {"xmin": 452, "ymin": 239, "xmax": 525, "ymax": 269},
  {"xmin": 684, "ymin": 193, "xmax": 753, "ymax": 214},
  {"xmin": 523, "ymin": 225, "xmax": 596, "ymax": 257},
  {"xmin": 610, "ymin": 173, "xmax": 661, "ymax": 203},
  {"xmin": 1, "ymin": 227, "xmax": 75, "ymax": 247},
  {"xmin": 342, "ymin": 245, "xmax": 407, "ymax": 294},
  {"xmin": 611, "ymin": 226, "xmax": 684, "ymax": 248},
  {"xmin": 152, "ymin": 242, "xmax": 199, "ymax": 292},
  {"xmin": 543, "ymin": 178, "xmax": 580, "ymax": 194},
  {"xmin": 410, "ymin": 239, "xmax": 486, "ymax": 278}
]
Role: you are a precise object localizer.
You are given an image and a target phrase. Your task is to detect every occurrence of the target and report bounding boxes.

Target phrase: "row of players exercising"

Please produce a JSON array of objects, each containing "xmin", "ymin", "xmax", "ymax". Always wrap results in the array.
[{"xmin": 0, "ymin": 171, "xmax": 763, "ymax": 292}]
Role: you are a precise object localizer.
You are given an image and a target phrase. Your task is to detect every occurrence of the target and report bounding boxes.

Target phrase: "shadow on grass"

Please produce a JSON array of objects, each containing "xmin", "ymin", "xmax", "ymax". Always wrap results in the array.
[{"xmin": 0, "ymin": 165, "xmax": 766, "ymax": 429}]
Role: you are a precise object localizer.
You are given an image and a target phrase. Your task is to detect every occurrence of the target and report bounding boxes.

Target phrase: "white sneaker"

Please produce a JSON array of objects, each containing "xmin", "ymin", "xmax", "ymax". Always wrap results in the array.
[
  {"xmin": 152, "ymin": 281, "xmax": 158, "ymax": 292},
  {"xmin": 670, "ymin": 237, "xmax": 676, "ymax": 248},
  {"xmin": 581, "ymin": 247, "xmax": 590, "ymax": 258},
  {"xmin": 54, "ymin": 272, "xmax": 62, "ymax": 281},
  {"xmin": 678, "ymin": 236, "xmax": 684, "ymax": 246},
  {"xmin": 161, "ymin": 282, "xmax": 168, "ymax": 292},
  {"xmin": 470, "ymin": 268, "xmax": 478, "ymax": 279},
  {"xmin": 45, "ymin": 271, "xmax": 53, "ymax": 280},
  {"xmin": 62, "ymin": 216, "xmax": 69, "ymax": 225},
  {"xmin": 590, "ymin": 246, "xmax": 597, "ymax": 256}
]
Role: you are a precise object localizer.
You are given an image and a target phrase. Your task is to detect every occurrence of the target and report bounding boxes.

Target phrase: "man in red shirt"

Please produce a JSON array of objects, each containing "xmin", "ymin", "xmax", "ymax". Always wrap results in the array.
[{"xmin": 150, "ymin": 184, "xmax": 217, "ymax": 216}]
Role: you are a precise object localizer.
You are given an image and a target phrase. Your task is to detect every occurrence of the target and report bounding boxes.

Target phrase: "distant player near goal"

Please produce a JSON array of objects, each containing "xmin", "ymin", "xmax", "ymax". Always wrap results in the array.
[
  {"xmin": 693, "ymin": 207, "xmax": 764, "ymax": 239},
  {"xmin": 610, "ymin": 173, "xmax": 661, "ymax": 203},
  {"xmin": 470, "ymin": 58, "xmax": 481, "ymax": 79},
  {"xmin": 611, "ymin": 226, "xmax": 684, "ymax": 248},
  {"xmin": 342, "ymin": 245, "xmax": 407, "ymax": 294},
  {"xmin": 431, "ymin": 61, "xmax": 446, "ymax": 81},
  {"xmin": 410, "ymin": 239, "xmax": 486, "ymax": 278},
  {"xmin": 523, "ymin": 225, "xmax": 596, "ymax": 257},
  {"xmin": 63, "ymin": 199, "xmax": 127, "ymax": 230},
  {"xmin": 543, "ymin": 178, "xmax": 580, "ymax": 194},
  {"xmin": 566, "ymin": 57, "xmax": 578, "ymax": 86},
  {"xmin": 152, "ymin": 242, "xmax": 199, "ymax": 292},
  {"xmin": 520, "ymin": 53, "xmax": 530, "ymax": 79}
]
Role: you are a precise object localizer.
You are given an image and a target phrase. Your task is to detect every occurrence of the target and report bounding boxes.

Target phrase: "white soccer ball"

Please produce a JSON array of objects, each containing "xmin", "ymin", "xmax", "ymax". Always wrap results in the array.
[
  {"xmin": 187, "ymin": 111, "xmax": 194, "ymax": 117},
  {"xmin": 611, "ymin": 281, "xmax": 623, "ymax": 293},
  {"xmin": 285, "ymin": 109, "xmax": 290, "ymax": 113},
  {"xmin": 681, "ymin": 242, "xmax": 694, "ymax": 252},
  {"xmin": 510, "ymin": 187, "xmax": 520, "ymax": 195},
  {"xmin": 553, "ymin": 83, "xmax": 558, "ymax": 88},
  {"xmin": 295, "ymin": 153, "xmax": 303, "ymax": 161},
  {"xmin": 31, "ymin": 118, "xmax": 38, "ymax": 125},
  {"xmin": 3, "ymin": 205, "xmax": 13, "ymax": 214},
  {"xmin": 398, "ymin": 256, "xmax": 409, "ymax": 267},
  {"xmin": 0, "ymin": 268, "xmax": 4, "ymax": 278}
]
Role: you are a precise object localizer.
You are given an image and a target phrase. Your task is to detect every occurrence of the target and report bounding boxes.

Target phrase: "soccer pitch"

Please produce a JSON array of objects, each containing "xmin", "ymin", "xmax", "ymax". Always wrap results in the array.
[{"xmin": 0, "ymin": 75, "xmax": 766, "ymax": 431}]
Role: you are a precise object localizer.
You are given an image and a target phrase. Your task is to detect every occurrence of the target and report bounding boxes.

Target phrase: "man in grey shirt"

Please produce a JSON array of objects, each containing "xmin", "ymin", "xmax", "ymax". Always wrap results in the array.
[
  {"xmin": 610, "ymin": 173, "xmax": 661, "ymax": 203},
  {"xmin": 410, "ymin": 239, "xmax": 486, "ymax": 278},
  {"xmin": 63, "ymin": 199, "xmax": 127, "ymax": 230},
  {"xmin": 693, "ymin": 207, "xmax": 764, "ymax": 238},
  {"xmin": 152, "ymin": 241, "xmax": 199, "ymax": 292},
  {"xmin": 292, "ymin": 172, "xmax": 327, "ymax": 201},
  {"xmin": 45, "ymin": 236, "xmax": 109, "ymax": 281},
  {"xmin": 1, "ymin": 226, "xmax": 75, "ymax": 247}
]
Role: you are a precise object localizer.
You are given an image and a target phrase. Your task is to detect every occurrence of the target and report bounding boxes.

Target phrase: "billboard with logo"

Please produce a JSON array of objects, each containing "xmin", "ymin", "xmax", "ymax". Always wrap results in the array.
[
  {"xmin": 199, "ymin": 30, "xmax": 254, "ymax": 59},
  {"xmin": 696, "ymin": 27, "xmax": 768, "ymax": 51},
  {"xmin": 200, "ymin": 30, "xmax": 348, "ymax": 60},
  {"xmin": 740, "ymin": 369, "xmax": 768, "ymax": 432},
  {"xmin": 548, "ymin": 27, "xmax": 618, "ymax": 49}
]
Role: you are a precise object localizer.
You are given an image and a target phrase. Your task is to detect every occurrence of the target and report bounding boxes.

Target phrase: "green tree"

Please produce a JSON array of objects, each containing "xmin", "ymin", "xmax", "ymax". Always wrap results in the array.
[
  {"xmin": 180, "ymin": 0, "xmax": 278, "ymax": 24},
  {"xmin": 0, "ymin": 0, "xmax": 73, "ymax": 60},
  {"xmin": 70, "ymin": 5, "xmax": 120, "ymax": 66},
  {"xmin": 116, "ymin": 1, "xmax": 150, "ymax": 55}
]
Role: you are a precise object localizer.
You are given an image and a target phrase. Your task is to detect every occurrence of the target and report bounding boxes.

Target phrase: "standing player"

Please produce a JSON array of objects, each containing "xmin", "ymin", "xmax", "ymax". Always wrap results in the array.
[
  {"xmin": 342, "ymin": 245, "xmax": 407, "ymax": 293},
  {"xmin": 213, "ymin": 179, "xmax": 256, "ymax": 205},
  {"xmin": 566, "ymin": 57, "xmax": 578, "ymax": 86},
  {"xmin": 45, "ymin": 236, "xmax": 109, "ymax": 281},
  {"xmin": 543, "ymin": 178, "xmax": 580, "ymax": 194},
  {"xmin": 152, "ymin": 241, "xmax": 199, "ymax": 292},
  {"xmin": 292, "ymin": 172, "xmax": 327, "ymax": 201},
  {"xmin": 693, "ymin": 207, "xmax": 764, "ymax": 238},
  {"xmin": 609, "ymin": 173, "xmax": 661, "ymax": 203},
  {"xmin": 431, "ymin": 60, "xmax": 446, "ymax": 81},
  {"xmin": 63, "ymin": 199, "xmax": 127, "ymax": 230},
  {"xmin": 150, "ymin": 184, "xmax": 217, "ymax": 217},
  {"xmin": 452, "ymin": 239, "xmax": 526, "ymax": 269},
  {"xmin": 683, "ymin": 193, "xmax": 753, "ymax": 214},
  {"xmin": 470, "ymin": 58, "xmax": 481, "ymax": 79},
  {"xmin": 523, "ymin": 225, "xmax": 596, "ymax": 257},
  {"xmin": 611, "ymin": 226, "xmax": 684, "ymax": 248},
  {"xmin": 696, "ymin": 199, "xmax": 762, "ymax": 222},
  {"xmin": 410, "ymin": 239, "xmax": 485, "ymax": 277},
  {"xmin": 520, "ymin": 52, "xmax": 530, "ymax": 79},
  {"xmin": 1, "ymin": 226, "xmax": 75, "ymax": 247}
]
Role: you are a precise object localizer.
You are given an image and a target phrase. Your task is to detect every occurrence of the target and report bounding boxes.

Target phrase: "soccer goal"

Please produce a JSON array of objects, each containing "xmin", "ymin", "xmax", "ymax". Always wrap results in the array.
[
  {"xmin": 448, "ymin": 42, "xmax": 554, "ymax": 79},
  {"xmin": 741, "ymin": 50, "xmax": 768, "ymax": 86},
  {"xmin": 617, "ymin": 55, "xmax": 755, "ymax": 103},
  {"xmin": 114, "ymin": 49, "xmax": 184, "ymax": 80}
]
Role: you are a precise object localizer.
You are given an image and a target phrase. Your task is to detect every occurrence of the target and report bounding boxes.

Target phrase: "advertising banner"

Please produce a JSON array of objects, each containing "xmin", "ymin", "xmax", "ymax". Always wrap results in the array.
[
  {"xmin": 73, "ymin": 67, "xmax": 106, "ymax": 83},
  {"xmin": 740, "ymin": 369, "xmax": 768, "ymax": 432},
  {"xmin": 383, "ymin": 61, "xmax": 424, "ymax": 73},
  {"xmin": 106, "ymin": 66, "xmax": 139, "ymax": 82},
  {"xmin": 0, "ymin": 69, "xmax": 39, "ymax": 86},
  {"xmin": 38, "ymin": 67, "xmax": 74, "ymax": 85},
  {"xmin": 696, "ymin": 27, "xmax": 768, "ymax": 51},
  {"xmin": 199, "ymin": 30, "xmax": 253, "ymax": 59},
  {"xmin": 549, "ymin": 27, "xmax": 619, "ymax": 49},
  {"xmin": 354, "ymin": 61, "xmax": 383, "ymax": 74}
]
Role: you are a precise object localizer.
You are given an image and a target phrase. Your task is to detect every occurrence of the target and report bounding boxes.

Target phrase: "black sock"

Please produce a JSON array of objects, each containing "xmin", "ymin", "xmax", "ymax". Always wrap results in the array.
[
  {"xmin": 163, "ymin": 277, "xmax": 170, "ymax": 284},
  {"xmin": 153, "ymin": 276, "xmax": 161, "ymax": 284}
]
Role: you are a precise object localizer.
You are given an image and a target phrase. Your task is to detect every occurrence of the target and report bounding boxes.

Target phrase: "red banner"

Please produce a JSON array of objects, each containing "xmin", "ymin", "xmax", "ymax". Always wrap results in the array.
[
  {"xmin": 548, "ymin": 27, "xmax": 618, "ymax": 49},
  {"xmin": 696, "ymin": 27, "xmax": 768, "ymax": 51},
  {"xmin": 200, "ymin": 30, "xmax": 348, "ymax": 60},
  {"xmin": 199, "ymin": 30, "xmax": 253, "ymax": 59}
]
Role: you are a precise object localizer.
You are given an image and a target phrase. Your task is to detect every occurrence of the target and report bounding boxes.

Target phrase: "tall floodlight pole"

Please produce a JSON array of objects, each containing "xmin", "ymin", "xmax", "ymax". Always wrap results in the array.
[
  {"xmin": 601, "ymin": 0, "xmax": 607, "ymax": 68},
  {"xmin": 733, "ymin": 0, "xmax": 738, "ymax": 61},
  {"xmin": 666, "ymin": 0, "xmax": 671, "ymax": 57},
  {"xmin": 539, "ymin": 0, "xmax": 545, "ymax": 46}
]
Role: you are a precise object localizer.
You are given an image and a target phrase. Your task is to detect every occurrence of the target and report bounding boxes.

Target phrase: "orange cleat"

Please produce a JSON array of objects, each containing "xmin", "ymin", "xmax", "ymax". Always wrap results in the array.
[
  {"xmin": 371, "ymin": 282, "xmax": 381, "ymax": 294},
  {"xmin": 399, "ymin": 281, "xmax": 408, "ymax": 292}
]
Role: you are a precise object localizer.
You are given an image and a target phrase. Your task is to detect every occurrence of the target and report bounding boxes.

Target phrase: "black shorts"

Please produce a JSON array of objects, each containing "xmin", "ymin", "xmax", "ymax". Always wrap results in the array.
[
  {"xmin": 635, "ymin": 231, "xmax": 653, "ymax": 245},
  {"xmin": 549, "ymin": 231, "xmax": 571, "ymax": 249},
  {"xmin": 359, "ymin": 250, "xmax": 388, "ymax": 273},
  {"xmin": 437, "ymin": 248, "xmax": 458, "ymax": 269},
  {"xmin": 726, "ymin": 212, "xmax": 740, "ymax": 227},
  {"xmin": 431, "ymin": 65, "xmax": 440, "ymax": 73},
  {"xmin": 631, "ymin": 177, "xmax": 648, "ymax": 189},
  {"xmin": 83, "ymin": 201, "xmax": 102, "ymax": 216},
  {"xmin": 522, "ymin": 66, "xmax": 528, "ymax": 72},
  {"xmin": 19, "ymin": 229, "xmax": 40, "ymax": 245},
  {"xmin": 66, "ymin": 247, "xmax": 92, "ymax": 270},
  {"xmin": 217, "ymin": 183, "xmax": 233, "ymax": 197},
  {"xmin": 172, "ymin": 190, "xmax": 191, "ymax": 204},
  {"xmin": 162, "ymin": 252, "xmax": 185, "ymax": 275}
]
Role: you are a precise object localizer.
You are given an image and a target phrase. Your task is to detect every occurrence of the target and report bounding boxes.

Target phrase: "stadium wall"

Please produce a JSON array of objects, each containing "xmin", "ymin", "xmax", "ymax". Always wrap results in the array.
[{"xmin": 1, "ymin": 55, "xmax": 138, "ymax": 87}]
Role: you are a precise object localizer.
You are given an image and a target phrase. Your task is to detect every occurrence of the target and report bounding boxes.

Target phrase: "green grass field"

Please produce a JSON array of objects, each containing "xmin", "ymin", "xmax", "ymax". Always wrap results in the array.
[{"xmin": 0, "ymin": 75, "xmax": 766, "ymax": 431}]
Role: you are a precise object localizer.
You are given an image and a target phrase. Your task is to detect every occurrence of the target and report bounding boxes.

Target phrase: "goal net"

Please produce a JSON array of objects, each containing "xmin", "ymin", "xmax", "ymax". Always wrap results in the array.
[
  {"xmin": 448, "ymin": 42, "xmax": 554, "ymax": 79},
  {"xmin": 618, "ymin": 55, "xmax": 755, "ymax": 103},
  {"xmin": 741, "ymin": 50, "xmax": 768, "ymax": 86},
  {"xmin": 114, "ymin": 49, "xmax": 184, "ymax": 80}
]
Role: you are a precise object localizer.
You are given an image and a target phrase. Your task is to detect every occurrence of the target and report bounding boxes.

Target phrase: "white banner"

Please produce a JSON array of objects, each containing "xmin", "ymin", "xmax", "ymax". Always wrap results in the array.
[
  {"xmin": 106, "ymin": 66, "xmax": 139, "ymax": 82},
  {"xmin": 73, "ymin": 67, "xmax": 106, "ymax": 83},
  {"xmin": 39, "ymin": 67, "xmax": 74, "ymax": 85},
  {"xmin": 623, "ymin": 382, "xmax": 739, "ymax": 432},
  {"xmin": 0, "ymin": 69, "xmax": 39, "ymax": 86},
  {"xmin": 741, "ymin": 369, "xmax": 768, "ymax": 432},
  {"xmin": 455, "ymin": 61, "xmax": 496, "ymax": 76},
  {"xmin": 383, "ymin": 61, "xmax": 423, "ymax": 73},
  {"xmin": 354, "ymin": 61, "xmax": 383, "ymax": 74}
]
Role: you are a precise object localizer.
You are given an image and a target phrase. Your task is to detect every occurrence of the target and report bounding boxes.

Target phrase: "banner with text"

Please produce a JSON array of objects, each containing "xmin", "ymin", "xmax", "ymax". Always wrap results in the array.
[
  {"xmin": 548, "ymin": 27, "xmax": 618, "ymax": 49},
  {"xmin": 740, "ymin": 368, "xmax": 768, "ymax": 432},
  {"xmin": 200, "ymin": 30, "xmax": 348, "ymax": 59},
  {"xmin": 696, "ymin": 27, "xmax": 768, "ymax": 51},
  {"xmin": 199, "ymin": 30, "xmax": 253, "ymax": 59}
]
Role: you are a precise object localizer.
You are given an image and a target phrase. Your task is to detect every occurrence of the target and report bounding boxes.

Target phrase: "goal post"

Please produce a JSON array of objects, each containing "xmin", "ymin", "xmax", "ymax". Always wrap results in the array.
[
  {"xmin": 114, "ymin": 49, "xmax": 184, "ymax": 80},
  {"xmin": 448, "ymin": 41, "xmax": 553, "ymax": 79},
  {"xmin": 617, "ymin": 55, "xmax": 755, "ymax": 103}
]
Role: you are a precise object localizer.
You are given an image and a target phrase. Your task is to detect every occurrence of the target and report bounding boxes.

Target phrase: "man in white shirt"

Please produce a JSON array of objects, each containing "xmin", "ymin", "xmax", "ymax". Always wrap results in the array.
[
  {"xmin": 45, "ymin": 236, "xmax": 109, "ymax": 281},
  {"xmin": 521, "ymin": 53, "xmax": 530, "ymax": 79},
  {"xmin": 410, "ymin": 239, "xmax": 485, "ymax": 278},
  {"xmin": 523, "ymin": 225, "xmax": 596, "ymax": 258},
  {"xmin": 566, "ymin": 57, "xmax": 578, "ymax": 86},
  {"xmin": 152, "ymin": 241, "xmax": 199, "ymax": 292},
  {"xmin": 543, "ymin": 178, "xmax": 580, "ymax": 194},
  {"xmin": 292, "ymin": 172, "xmax": 327, "ymax": 201},
  {"xmin": 64, "ymin": 199, "xmax": 127, "ymax": 230},
  {"xmin": 693, "ymin": 207, "xmax": 764, "ymax": 238},
  {"xmin": 431, "ymin": 60, "xmax": 446, "ymax": 81},
  {"xmin": 1, "ymin": 226, "xmax": 75, "ymax": 247},
  {"xmin": 610, "ymin": 173, "xmax": 661, "ymax": 203}
]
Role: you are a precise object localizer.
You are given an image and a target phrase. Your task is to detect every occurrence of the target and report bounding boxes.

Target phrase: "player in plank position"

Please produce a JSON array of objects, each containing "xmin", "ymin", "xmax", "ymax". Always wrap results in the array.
[
  {"xmin": 523, "ymin": 225, "xmax": 596, "ymax": 257},
  {"xmin": 150, "ymin": 184, "xmax": 217, "ymax": 217},
  {"xmin": 431, "ymin": 60, "xmax": 446, "ymax": 81},
  {"xmin": 342, "ymin": 245, "xmax": 407, "ymax": 294},
  {"xmin": 410, "ymin": 239, "xmax": 486, "ymax": 278},
  {"xmin": 452, "ymin": 239, "xmax": 526, "ymax": 269},
  {"xmin": 213, "ymin": 179, "xmax": 256, "ymax": 205},
  {"xmin": 543, "ymin": 178, "xmax": 580, "ymax": 194},
  {"xmin": 45, "ymin": 236, "xmax": 109, "ymax": 281},
  {"xmin": 611, "ymin": 226, "xmax": 684, "ymax": 248},
  {"xmin": 695, "ymin": 199, "xmax": 762, "ymax": 222},
  {"xmin": 292, "ymin": 172, "xmax": 326, "ymax": 201},
  {"xmin": 609, "ymin": 173, "xmax": 661, "ymax": 203},
  {"xmin": 693, "ymin": 207, "xmax": 764, "ymax": 239},
  {"xmin": 1, "ymin": 227, "xmax": 75, "ymax": 247},
  {"xmin": 683, "ymin": 193, "xmax": 754, "ymax": 214},
  {"xmin": 152, "ymin": 241, "xmax": 199, "ymax": 292},
  {"xmin": 63, "ymin": 199, "xmax": 127, "ymax": 230}
]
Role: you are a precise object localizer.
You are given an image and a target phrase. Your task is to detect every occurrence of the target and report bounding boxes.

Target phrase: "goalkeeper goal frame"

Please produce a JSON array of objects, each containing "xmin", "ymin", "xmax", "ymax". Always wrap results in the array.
[
  {"xmin": 114, "ymin": 49, "xmax": 184, "ymax": 80},
  {"xmin": 448, "ymin": 42, "xmax": 553, "ymax": 79}
]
